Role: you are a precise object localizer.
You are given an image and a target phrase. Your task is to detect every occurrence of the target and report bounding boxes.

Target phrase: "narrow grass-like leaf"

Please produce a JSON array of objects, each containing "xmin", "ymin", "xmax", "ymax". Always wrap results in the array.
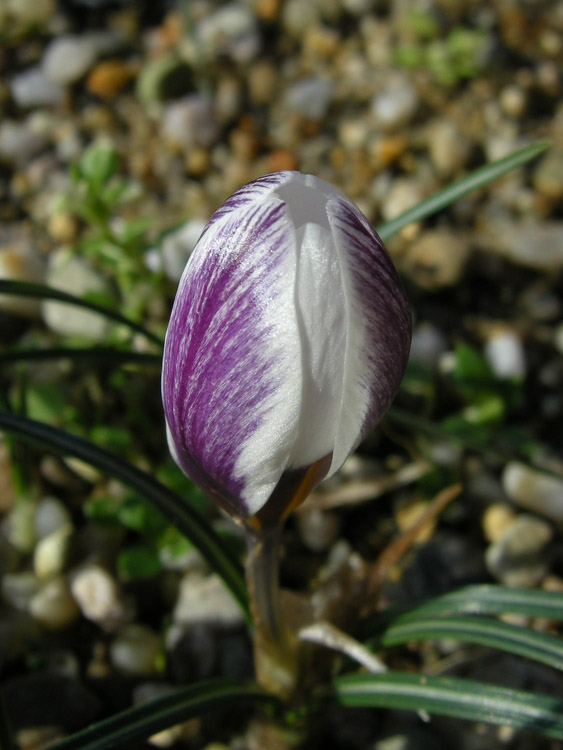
[
  {"xmin": 334, "ymin": 671, "xmax": 563, "ymax": 739},
  {"xmin": 372, "ymin": 615, "xmax": 563, "ymax": 672},
  {"xmin": 0, "ymin": 411, "xmax": 250, "ymax": 623},
  {"xmin": 358, "ymin": 585, "xmax": 563, "ymax": 640},
  {"xmin": 0, "ymin": 347, "xmax": 162, "ymax": 368},
  {"xmin": 0, "ymin": 280, "xmax": 163, "ymax": 347},
  {"xmin": 376, "ymin": 140, "xmax": 550, "ymax": 241},
  {"xmin": 44, "ymin": 679, "xmax": 279, "ymax": 750}
]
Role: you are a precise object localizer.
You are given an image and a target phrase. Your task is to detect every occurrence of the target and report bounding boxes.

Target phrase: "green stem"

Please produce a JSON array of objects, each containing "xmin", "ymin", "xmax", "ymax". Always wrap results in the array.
[{"xmin": 245, "ymin": 525, "xmax": 298, "ymax": 699}]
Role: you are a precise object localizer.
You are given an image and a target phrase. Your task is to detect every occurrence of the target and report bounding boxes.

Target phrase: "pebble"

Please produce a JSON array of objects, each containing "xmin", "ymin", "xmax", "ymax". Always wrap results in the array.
[
  {"xmin": 29, "ymin": 576, "xmax": 80, "ymax": 629},
  {"xmin": 408, "ymin": 322, "xmax": 448, "ymax": 370},
  {"xmin": 427, "ymin": 119, "xmax": 471, "ymax": 178},
  {"xmin": 0, "ymin": 243, "xmax": 45, "ymax": 317},
  {"xmin": 10, "ymin": 66, "xmax": 65, "ymax": 109},
  {"xmin": 0, "ymin": 119, "xmax": 49, "ymax": 165},
  {"xmin": 70, "ymin": 564, "xmax": 130, "ymax": 630},
  {"xmin": 484, "ymin": 220, "xmax": 563, "ymax": 271},
  {"xmin": 1, "ymin": 572, "xmax": 41, "ymax": 611},
  {"xmin": 42, "ymin": 248, "xmax": 111, "ymax": 340},
  {"xmin": 482, "ymin": 503, "xmax": 516, "ymax": 543},
  {"xmin": 296, "ymin": 508, "xmax": 341, "ymax": 552},
  {"xmin": 173, "ymin": 572, "xmax": 245, "ymax": 628},
  {"xmin": 371, "ymin": 77, "xmax": 419, "ymax": 130},
  {"xmin": 109, "ymin": 624, "xmax": 161, "ymax": 675},
  {"xmin": 285, "ymin": 77, "xmax": 333, "ymax": 120},
  {"xmin": 42, "ymin": 35, "xmax": 99, "ymax": 86},
  {"xmin": 499, "ymin": 84, "xmax": 527, "ymax": 118},
  {"xmin": 195, "ymin": 4, "xmax": 260, "ymax": 63},
  {"xmin": 145, "ymin": 219, "xmax": 207, "ymax": 282},
  {"xmin": 1, "ymin": 0, "xmax": 55, "ymax": 29},
  {"xmin": 47, "ymin": 211, "xmax": 79, "ymax": 244},
  {"xmin": 87, "ymin": 60, "xmax": 134, "ymax": 101},
  {"xmin": 394, "ymin": 496, "xmax": 436, "ymax": 544},
  {"xmin": 484, "ymin": 328, "xmax": 526, "ymax": 380},
  {"xmin": 485, "ymin": 514, "xmax": 553, "ymax": 587},
  {"xmin": 380, "ymin": 178, "xmax": 423, "ymax": 222},
  {"xmin": 533, "ymin": 151, "xmax": 563, "ymax": 200},
  {"xmin": 136, "ymin": 56, "xmax": 193, "ymax": 105},
  {"xmin": 502, "ymin": 462, "xmax": 563, "ymax": 527},
  {"xmin": 248, "ymin": 60, "xmax": 278, "ymax": 107},
  {"xmin": 401, "ymin": 230, "xmax": 471, "ymax": 289},
  {"xmin": 282, "ymin": 0, "xmax": 321, "ymax": 38},
  {"xmin": 4, "ymin": 501, "xmax": 37, "ymax": 554},
  {"xmin": 33, "ymin": 523, "xmax": 73, "ymax": 579},
  {"xmin": 34, "ymin": 497, "xmax": 72, "ymax": 539},
  {"xmin": 162, "ymin": 95, "xmax": 220, "ymax": 150}
]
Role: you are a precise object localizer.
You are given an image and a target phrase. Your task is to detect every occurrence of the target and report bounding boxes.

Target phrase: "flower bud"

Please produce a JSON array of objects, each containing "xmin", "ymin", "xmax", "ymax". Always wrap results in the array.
[{"xmin": 162, "ymin": 172, "xmax": 411, "ymax": 525}]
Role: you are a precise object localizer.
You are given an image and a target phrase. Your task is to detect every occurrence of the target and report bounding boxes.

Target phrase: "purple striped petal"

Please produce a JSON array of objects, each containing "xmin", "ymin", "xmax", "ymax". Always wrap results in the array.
[{"xmin": 162, "ymin": 171, "xmax": 411, "ymax": 523}]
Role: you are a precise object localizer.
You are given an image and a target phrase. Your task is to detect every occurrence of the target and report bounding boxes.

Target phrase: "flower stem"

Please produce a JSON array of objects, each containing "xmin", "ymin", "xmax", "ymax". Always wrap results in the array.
[{"xmin": 245, "ymin": 524, "xmax": 299, "ymax": 699}]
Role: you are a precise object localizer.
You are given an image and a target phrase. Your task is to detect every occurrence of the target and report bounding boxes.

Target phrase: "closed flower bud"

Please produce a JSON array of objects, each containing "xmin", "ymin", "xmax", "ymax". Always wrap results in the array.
[{"xmin": 162, "ymin": 172, "xmax": 411, "ymax": 526}]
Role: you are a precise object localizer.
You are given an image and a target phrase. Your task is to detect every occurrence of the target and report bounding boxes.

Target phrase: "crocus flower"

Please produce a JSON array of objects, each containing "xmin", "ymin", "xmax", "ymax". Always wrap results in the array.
[{"xmin": 162, "ymin": 172, "xmax": 411, "ymax": 526}]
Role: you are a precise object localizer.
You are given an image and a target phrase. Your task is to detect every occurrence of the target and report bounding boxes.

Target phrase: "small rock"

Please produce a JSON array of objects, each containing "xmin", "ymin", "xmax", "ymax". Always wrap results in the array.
[
  {"xmin": 0, "ymin": 242, "xmax": 45, "ymax": 317},
  {"xmin": 196, "ymin": 4, "xmax": 260, "ymax": 63},
  {"xmin": 371, "ymin": 77, "xmax": 419, "ymax": 130},
  {"xmin": 173, "ymin": 572, "xmax": 245, "ymax": 628},
  {"xmin": 29, "ymin": 576, "xmax": 80, "ymax": 629},
  {"xmin": 145, "ymin": 219, "xmax": 207, "ymax": 282},
  {"xmin": 296, "ymin": 508, "xmax": 341, "ymax": 552},
  {"xmin": 4, "ymin": 500, "xmax": 37, "ymax": 554},
  {"xmin": 484, "ymin": 329, "xmax": 526, "ymax": 380},
  {"xmin": 33, "ymin": 523, "xmax": 73, "ymax": 579},
  {"xmin": 482, "ymin": 503, "xmax": 516, "ymax": 543},
  {"xmin": 408, "ymin": 322, "xmax": 448, "ymax": 370},
  {"xmin": 42, "ymin": 35, "xmax": 99, "ymax": 86},
  {"xmin": 1, "ymin": 572, "xmax": 41, "ymax": 611},
  {"xmin": 401, "ymin": 230, "xmax": 470, "ymax": 289},
  {"xmin": 485, "ymin": 514, "xmax": 553, "ymax": 587},
  {"xmin": 110, "ymin": 624, "xmax": 161, "ymax": 675},
  {"xmin": 394, "ymin": 496, "xmax": 436, "ymax": 544},
  {"xmin": 427, "ymin": 119, "xmax": 471, "ymax": 178},
  {"xmin": 285, "ymin": 77, "xmax": 333, "ymax": 120},
  {"xmin": 2, "ymin": 0, "xmax": 55, "ymax": 29},
  {"xmin": 248, "ymin": 60, "xmax": 278, "ymax": 106},
  {"xmin": 533, "ymin": 151, "xmax": 563, "ymax": 200},
  {"xmin": 215, "ymin": 76, "xmax": 243, "ymax": 122},
  {"xmin": 282, "ymin": 0, "xmax": 321, "ymax": 38},
  {"xmin": 499, "ymin": 84, "xmax": 527, "ymax": 118},
  {"xmin": 47, "ymin": 211, "xmax": 79, "ymax": 244},
  {"xmin": 502, "ymin": 462, "xmax": 563, "ymax": 527},
  {"xmin": 162, "ymin": 95, "xmax": 220, "ymax": 150},
  {"xmin": 380, "ymin": 178, "xmax": 423, "ymax": 222},
  {"xmin": 71, "ymin": 565, "xmax": 130, "ymax": 630},
  {"xmin": 87, "ymin": 60, "xmax": 134, "ymax": 101},
  {"xmin": 483, "ymin": 220, "xmax": 563, "ymax": 271},
  {"xmin": 10, "ymin": 66, "xmax": 65, "ymax": 108},
  {"xmin": 136, "ymin": 56, "xmax": 192, "ymax": 105},
  {"xmin": 42, "ymin": 248, "xmax": 110, "ymax": 340},
  {"xmin": 0, "ymin": 119, "xmax": 49, "ymax": 165}
]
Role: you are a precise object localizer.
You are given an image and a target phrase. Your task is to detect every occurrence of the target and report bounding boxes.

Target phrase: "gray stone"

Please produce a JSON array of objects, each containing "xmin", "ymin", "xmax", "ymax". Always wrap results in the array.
[
  {"xmin": 1, "ymin": 572, "xmax": 41, "ymax": 611},
  {"xmin": 502, "ymin": 462, "xmax": 563, "ymax": 527},
  {"xmin": 11, "ymin": 66, "xmax": 65, "ymax": 108},
  {"xmin": 409, "ymin": 323, "xmax": 448, "ymax": 370},
  {"xmin": 0, "ymin": 119, "xmax": 49, "ymax": 165},
  {"xmin": 484, "ymin": 221, "xmax": 563, "ymax": 271},
  {"xmin": 484, "ymin": 329, "xmax": 526, "ymax": 380},
  {"xmin": 29, "ymin": 576, "xmax": 80, "ymax": 629},
  {"xmin": 401, "ymin": 230, "xmax": 470, "ymax": 289},
  {"xmin": 427, "ymin": 119, "xmax": 471, "ymax": 177},
  {"xmin": 162, "ymin": 95, "xmax": 220, "ymax": 149},
  {"xmin": 110, "ymin": 624, "xmax": 161, "ymax": 675},
  {"xmin": 35, "ymin": 497, "xmax": 72, "ymax": 539},
  {"xmin": 485, "ymin": 514, "xmax": 553, "ymax": 587},
  {"xmin": 297, "ymin": 508, "xmax": 341, "ymax": 552},
  {"xmin": 196, "ymin": 4, "xmax": 260, "ymax": 63},
  {"xmin": 173, "ymin": 572, "xmax": 245, "ymax": 628},
  {"xmin": 42, "ymin": 35, "xmax": 98, "ymax": 85},
  {"xmin": 70, "ymin": 564, "xmax": 130, "ymax": 630},
  {"xmin": 285, "ymin": 77, "xmax": 333, "ymax": 120},
  {"xmin": 371, "ymin": 77, "xmax": 419, "ymax": 130}
]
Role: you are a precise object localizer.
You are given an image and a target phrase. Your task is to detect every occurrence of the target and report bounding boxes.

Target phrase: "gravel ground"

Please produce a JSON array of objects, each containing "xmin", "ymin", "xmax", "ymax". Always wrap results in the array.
[{"xmin": 0, "ymin": 1, "xmax": 562, "ymax": 749}]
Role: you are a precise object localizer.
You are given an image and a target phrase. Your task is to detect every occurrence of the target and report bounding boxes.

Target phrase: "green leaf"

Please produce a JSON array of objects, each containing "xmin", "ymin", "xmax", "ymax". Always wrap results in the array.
[
  {"xmin": 0, "ymin": 280, "xmax": 163, "ymax": 347},
  {"xmin": 359, "ymin": 585, "xmax": 563, "ymax": 638},
  {"xmin": 0, "ymin": 411, "xmax": 250, "ymax": 624},
  {"xmin": 372, "ymin": 615, "xmax": 563, "ymax": 672},
  {"xmin": 80, "ymin": 140, "xmax": 119, "ymax": 191},
  {"xmin": 118, "ymin": 497, "xmax": 167, "ymax": 536},
  {"xmin": 376, "ymin": 140, "xmax": 551, "ymax": 241},
  {"xmin": 117, "ymin": 545, "xmax": 162, "ymax": 581},
  {"xmin": 334, "ymin": 672, "xmax": 563, "ymax": 740},
  {"xmin": 0, "ymin": 347, "xmax": 162, "ymax": 368},
  {"xmin": 43, "ymin": 679, "xmax": 279, "ymax": 750}
]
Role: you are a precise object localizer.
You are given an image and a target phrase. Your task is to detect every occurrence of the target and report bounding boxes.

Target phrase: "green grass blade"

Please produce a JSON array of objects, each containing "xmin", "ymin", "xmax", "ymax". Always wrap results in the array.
[
  {"xmin": 358, "ymin": 585, "xmax": 563, "ymax": 639},
  {"xmin": 0, "ymin": 347, "xmax": 162, "ymax": 368},
  {"xmin": 0, "ymin": 411, "xmax": 250, "ymax": 623},
  {"xmin": 0, "ymin": 280, "xmax": 163, "ymax": 347},
  {"xmin": 334, "ymin": 671, "xmax": 563, "ymax": 739},
  {"xmin": 373, "ymin": 615, "xmax": 563, "ymax": 672},
  {"xmin": 44, "ymin": 679, "xmax": 279, "ymax": 750},
  {"xmin": 376, "ymin": 140, "xmax": 550, "ymax": 241}
]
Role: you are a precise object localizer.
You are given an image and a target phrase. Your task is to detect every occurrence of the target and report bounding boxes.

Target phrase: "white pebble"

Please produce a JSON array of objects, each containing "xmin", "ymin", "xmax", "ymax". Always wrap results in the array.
[
  {"xmin": 285, "ymin": 77, "xmax": 333, "ymax": 120},
  {"xmin": 0, "ymin": 119, "xmax": 48, "ymax": 165},
  {"xmin": 42, "ymin": 35, "xmax": 98, "ymax": 85},
  {"xmin": 485, "ymin": 515, "xmax": 553, "ymax": 587},
  {"xmin": 145, "ymin": 219, "xmax": 207, "ymax": 282},
  {"xmin": 196, "ymin": 4, "xmax": 260, "ymax": 63},
  {"xmin": 0, "ymin": 243, "xmax": 45, "ymax": 317},
  {"xmin": 371, "ymin": 78, "xmax": 419, "ymax": 130},
  {"xmin": 484, "ymin": 330, "xmax": 526, "ymax": 380},
  {"xmin": 11, "ymin": 66, "xmax": 65, "ymax": 108},
  {"xmin": 173, "ymin": 573, "xmax": 245, "ymax": 628},
  {"xmin": 110, "ymin": 624, "xmax": 161, "ymax": 675},
  {"xmin": 409, "ymin": 323, "xmax": 448, "ymax": 370},
  {"xmin": 162, "ymin": 96, "xmax": 220, "ymax": 149},
  {"xmin": 71, "ymin": 565, "xmax": 129, "ymax": 629},
  {"xmin": 503, "ymin": 462, "xmax": 563, "ymax": 526},
  {"xmin": 33, "ymin": 523, "xmax": 73, "ymax": 579},
  {"xmin": 29, "ymin": 576, "xmax": 79, "ymax": 629},
  {"xmin": 35, "ymin": 497, "xmax": 72, "ymax": 539}
]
